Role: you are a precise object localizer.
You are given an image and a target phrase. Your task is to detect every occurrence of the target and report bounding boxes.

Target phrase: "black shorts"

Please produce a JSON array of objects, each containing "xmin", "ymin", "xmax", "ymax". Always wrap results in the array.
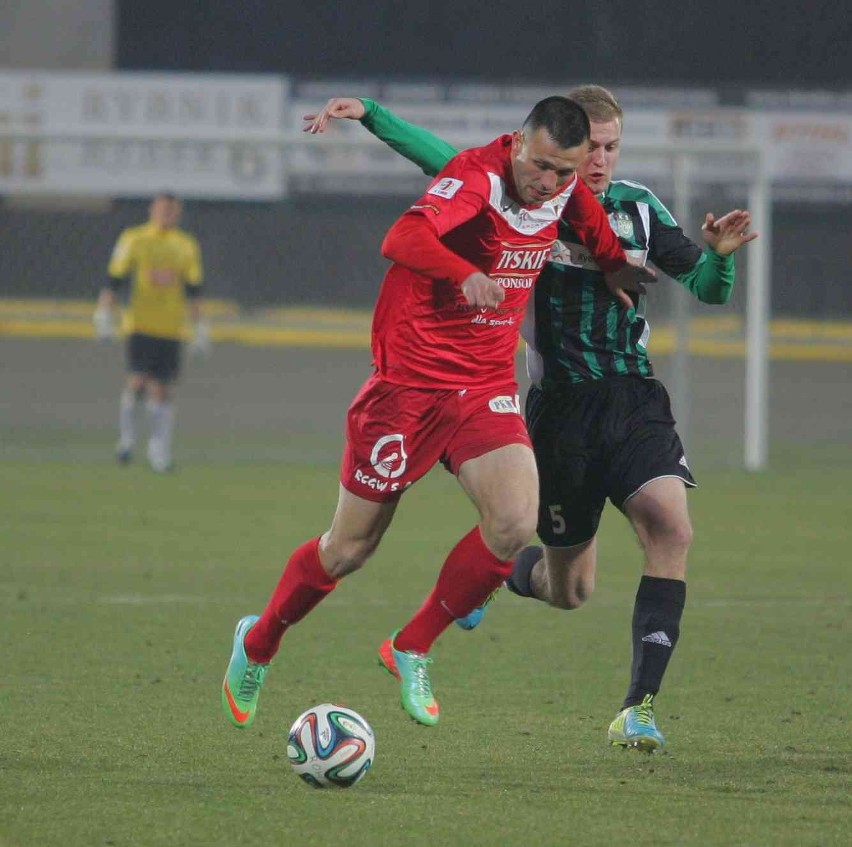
[
  {"xmin": 127, "ymin": 333, "xmax": 182, "ymax": 383},
  {"xmin": 527, "ymin": 376, "xmax": 696, "ymax": 547}
]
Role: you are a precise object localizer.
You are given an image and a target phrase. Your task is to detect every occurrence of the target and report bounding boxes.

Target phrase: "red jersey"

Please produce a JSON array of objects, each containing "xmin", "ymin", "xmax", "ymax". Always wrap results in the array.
[{"xmin": 373, "ymin": 135, "xmax": 624, "ymax": 390}]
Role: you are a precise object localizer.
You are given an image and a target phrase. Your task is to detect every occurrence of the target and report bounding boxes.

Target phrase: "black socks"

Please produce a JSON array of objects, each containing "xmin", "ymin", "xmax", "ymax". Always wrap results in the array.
[
  {"xmin": 505, "ymin": 546, "xmax": 543, "ymax": 598},
  {"xmin": 623, "ymin": 575, "xmax": 686, "ymax": 709}
]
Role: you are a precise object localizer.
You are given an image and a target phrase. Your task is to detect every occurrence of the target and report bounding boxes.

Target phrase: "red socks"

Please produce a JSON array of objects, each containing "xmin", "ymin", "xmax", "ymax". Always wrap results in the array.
[
  {"xmin": 244, "ymin": 527, "xmax": 512, "ymax": 662},
  {"xmin": 244, "ymin": 537, "xmax": 337, "ymax": 663},
  {"xmin": 395, "ymin": 527, "xmax": 513, "ymax": 654}
]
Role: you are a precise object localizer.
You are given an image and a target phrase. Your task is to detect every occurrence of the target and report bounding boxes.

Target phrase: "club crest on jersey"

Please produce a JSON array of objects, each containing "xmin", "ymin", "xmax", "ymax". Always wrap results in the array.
[
  {"xmin": 428, "ymin": 177, "xmax": 463, "ymax": 199},
  {"xmin": 488, "ymin": 395, "xmax": 521, "ymax": 415},
  {"xmin": 609, "ymin": 211, "xmax": 634, "ymax": 241}
]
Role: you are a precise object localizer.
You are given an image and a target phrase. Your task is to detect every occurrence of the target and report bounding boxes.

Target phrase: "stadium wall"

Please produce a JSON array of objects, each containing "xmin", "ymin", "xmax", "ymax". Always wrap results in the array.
[{"xmin": 1, "ymin": 197, "xmax": 850, "ymax": 317}]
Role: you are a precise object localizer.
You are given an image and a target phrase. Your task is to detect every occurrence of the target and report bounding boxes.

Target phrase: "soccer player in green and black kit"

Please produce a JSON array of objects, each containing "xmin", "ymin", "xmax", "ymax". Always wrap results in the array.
[{"xmin": 304, "ymin": 87, "xmax": 757, "ymax": 751}]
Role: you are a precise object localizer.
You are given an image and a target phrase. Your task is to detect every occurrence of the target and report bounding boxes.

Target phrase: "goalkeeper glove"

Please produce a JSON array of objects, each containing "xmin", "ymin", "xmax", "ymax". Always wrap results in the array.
[
  {"xmin": 189, "ymin": 321, "xmax": 212, "ymax": 357},
  {"xmin": 92, "ymin": 306, "xmax": 116, "ymax": 340}
]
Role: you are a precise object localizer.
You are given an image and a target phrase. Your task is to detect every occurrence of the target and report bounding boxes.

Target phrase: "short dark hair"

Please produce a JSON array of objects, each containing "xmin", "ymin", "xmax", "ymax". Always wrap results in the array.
[{"xmin": 522, "ymin": 96, "xmax": 590, "ymax": 150}]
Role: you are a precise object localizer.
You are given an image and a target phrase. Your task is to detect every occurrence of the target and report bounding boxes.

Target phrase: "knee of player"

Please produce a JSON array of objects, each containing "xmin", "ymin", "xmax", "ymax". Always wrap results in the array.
[
  {"xmin": 551, "ymin": 581, "xmax": 593, "ymax": 611},
  {"xmin": 659, "ymin": 519, "xmax": 694, "ymax": 552},
  {"xmin": 484, "ymin": 511, "xmax": 537, "ymax": 560},
  {"xmin": 320, "ymin": 537, "xmax": 377, "ymax": 578}
]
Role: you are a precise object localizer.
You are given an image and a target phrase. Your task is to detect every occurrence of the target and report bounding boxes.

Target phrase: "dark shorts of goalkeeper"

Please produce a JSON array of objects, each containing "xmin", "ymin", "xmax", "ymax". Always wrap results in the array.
[
  {"xmin": 527, "ymin": 375, "xmax": 696, "ymax": 548},
  {"xmin": 127, "ymin": 333, "xmax": 182, "ymax": 383}
]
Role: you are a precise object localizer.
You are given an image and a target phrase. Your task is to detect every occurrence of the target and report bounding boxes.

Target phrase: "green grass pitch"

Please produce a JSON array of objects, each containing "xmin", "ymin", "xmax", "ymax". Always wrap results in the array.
[{"xmin": 1, "ymin": 456, "xmax": 850, "ymax": 846}]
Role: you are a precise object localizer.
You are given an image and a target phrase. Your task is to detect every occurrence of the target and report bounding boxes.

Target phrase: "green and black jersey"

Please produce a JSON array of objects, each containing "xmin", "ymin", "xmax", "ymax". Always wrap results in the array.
[
  {"xmin": 530, "ymin": 180, "xmax": 735, "ymax": 387},
  {"xmin": 357, "ymin": 98, "xmax": 736, "ymax": 388}
]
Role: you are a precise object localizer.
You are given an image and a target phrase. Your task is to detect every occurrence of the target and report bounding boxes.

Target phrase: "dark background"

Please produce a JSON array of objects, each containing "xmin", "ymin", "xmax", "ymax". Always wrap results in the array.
[
  {"xmin": 4, "ymin": 2, "xmax": 850, "ymax": 315},
  {"xmin": 117, "ymin": 0, "xmax": 851, "ymax": 89}
]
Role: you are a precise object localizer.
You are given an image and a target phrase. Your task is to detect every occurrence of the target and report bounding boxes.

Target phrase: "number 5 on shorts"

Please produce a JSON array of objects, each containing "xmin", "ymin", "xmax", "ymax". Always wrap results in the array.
[{"xmin": 549, "ymin": 504, "xmax": 566, "ymax": 535}]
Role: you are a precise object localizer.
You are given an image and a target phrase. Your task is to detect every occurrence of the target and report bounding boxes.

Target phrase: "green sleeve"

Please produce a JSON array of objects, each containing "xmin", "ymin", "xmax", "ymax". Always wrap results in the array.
[
  {"xmin": 359, "ymin": 98, "xmax": 459, "ymax": 178},
  {"xmin": 674, "ymin": 248, "xmax": 736, "ymax": 305}
]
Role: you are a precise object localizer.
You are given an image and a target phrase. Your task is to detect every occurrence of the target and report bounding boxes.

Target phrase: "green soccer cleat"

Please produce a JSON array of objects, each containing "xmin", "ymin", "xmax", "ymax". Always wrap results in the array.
[
  {"xmin": 607, "ymin": 694, "xmax": 666, "ymax": 752},
  {"xmin": 378, "ymin": 630, "xmax": 440, "ymax": 727},
  {"xmin": 454, "ymin": 584, "xmax": 502, "ymax": 630},
  {"xmin": 222, "ymin": 615, "xmax": 268, "ymax": 729}
]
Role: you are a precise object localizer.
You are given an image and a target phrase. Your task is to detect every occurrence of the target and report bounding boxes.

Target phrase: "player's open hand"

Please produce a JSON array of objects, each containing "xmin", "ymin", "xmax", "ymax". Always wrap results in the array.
[
  {"xmin": 702, "ymin": 210, "xmax": 759, "ymax": 255},
  {"xmin": 303, "ymin": 98, "xmax": 367, "ymax": 134},
  {"xmin": 461, "ymin": 272, "xmax": 506, "ymax": 310},
  {"xmin": 604, "ymin": 261, "xmax": 657, "ymax": 309}
]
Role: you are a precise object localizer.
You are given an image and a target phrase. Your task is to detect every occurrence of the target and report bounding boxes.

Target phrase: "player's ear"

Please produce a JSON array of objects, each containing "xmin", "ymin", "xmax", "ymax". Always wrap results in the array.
[{"xmin": 511, "ymin": 130, "xmax": 524, "ymax": 156}]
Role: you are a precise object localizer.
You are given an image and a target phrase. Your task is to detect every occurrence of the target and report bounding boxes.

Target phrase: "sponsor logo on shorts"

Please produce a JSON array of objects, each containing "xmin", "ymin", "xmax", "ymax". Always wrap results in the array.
[
  {"xmin": 370, "ymin": 433, "xmax": 408, "ymax": 479},
  {"xmin": 428, "ymin": 177, "xmax": 463, "ymax": 199},
  {"xmin": 679, "ymin": 455, "xmax": 690, "ymax": 471},
  {"xmin": 488, "ymin": 395, "xmax": 521, "ymax": 415},
  {"xmin": 355, "ymin": 468, "xmax": 407, "ymax": 493}
]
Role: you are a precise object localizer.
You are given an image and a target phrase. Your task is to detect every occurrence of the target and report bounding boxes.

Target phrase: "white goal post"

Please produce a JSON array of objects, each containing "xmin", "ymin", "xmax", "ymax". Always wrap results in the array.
[{"xmin": 622, "ymin": 140, "xmax": 770, "ymax": 471}]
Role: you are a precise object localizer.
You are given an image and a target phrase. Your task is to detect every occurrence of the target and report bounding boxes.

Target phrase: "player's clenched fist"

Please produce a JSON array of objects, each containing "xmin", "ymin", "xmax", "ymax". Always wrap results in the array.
[
  {"xmin": 461, "ymin": 272, "xmax": 506, "ymax": 310},
  {"xmin": 303, "ymin": 98, "xmax": 366, "ymax": 134}
]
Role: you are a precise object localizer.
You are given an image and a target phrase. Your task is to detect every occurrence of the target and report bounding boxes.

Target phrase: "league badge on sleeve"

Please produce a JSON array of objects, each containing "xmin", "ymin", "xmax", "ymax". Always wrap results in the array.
[{"xmin": 428, "ymin": 177, "xmax": 464, "ymax": 199}]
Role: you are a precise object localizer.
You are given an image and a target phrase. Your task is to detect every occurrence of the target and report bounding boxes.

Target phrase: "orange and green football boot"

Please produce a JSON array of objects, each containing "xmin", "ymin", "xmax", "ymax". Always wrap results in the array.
[
  {"xmin": 378, "ymin": 630, "xmax": 439, "ymax": 727},
  {"xmin": 222, "ymin": 615, "xmax": 268, "ymax": 729}
]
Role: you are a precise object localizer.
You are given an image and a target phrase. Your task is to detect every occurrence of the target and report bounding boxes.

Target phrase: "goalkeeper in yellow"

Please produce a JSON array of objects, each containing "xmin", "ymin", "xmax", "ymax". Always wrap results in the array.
[{"xmin": 93, "ymin": 192, "xmax": 208, "ymax": 472}]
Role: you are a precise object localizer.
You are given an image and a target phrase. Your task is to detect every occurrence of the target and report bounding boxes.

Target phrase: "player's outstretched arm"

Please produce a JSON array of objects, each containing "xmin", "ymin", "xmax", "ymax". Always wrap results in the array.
[
  {"xmin": 304, "ymin": 97, "xmax": 457, "ymax": 178},
  {"xmin": 654, "ymin": 208, "xmax": 758, "ymax": 305}
]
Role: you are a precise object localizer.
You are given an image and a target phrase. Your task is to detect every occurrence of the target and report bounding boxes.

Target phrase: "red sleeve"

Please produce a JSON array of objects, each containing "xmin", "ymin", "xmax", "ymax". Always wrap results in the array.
[
  {"xmin": 381, "ymin": 216, "xmax": 480, "ymax": 285},
  {"xmin": 563, "ymin": 179, "xmax": 627, "ymax": 272}
]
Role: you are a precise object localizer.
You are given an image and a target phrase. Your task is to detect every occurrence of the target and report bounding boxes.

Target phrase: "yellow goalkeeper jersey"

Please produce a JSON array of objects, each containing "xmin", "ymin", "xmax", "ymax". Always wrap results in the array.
[{"xmin": 108, "ymin": 222, "xmax": 203, "ymax": 340}]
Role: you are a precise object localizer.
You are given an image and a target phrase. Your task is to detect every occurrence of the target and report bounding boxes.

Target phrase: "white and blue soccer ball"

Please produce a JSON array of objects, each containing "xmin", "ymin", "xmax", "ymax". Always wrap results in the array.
[{"xmin": 286, "ymin": 703, "xmax": 375, "ymax": 788}]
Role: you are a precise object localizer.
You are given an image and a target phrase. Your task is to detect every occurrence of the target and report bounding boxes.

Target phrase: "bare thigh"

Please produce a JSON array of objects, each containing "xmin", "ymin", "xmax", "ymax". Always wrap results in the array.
[
  {"xmin": 318, "ymin": 484, "xmax": 400, "ymax": 578},
  {"xmin": 456, "ymin": 443, "xmax": 539, "ymax": 560},
  {"xmin": 624, "ymin": 476, "xmax": 693, "ymax": 579}
]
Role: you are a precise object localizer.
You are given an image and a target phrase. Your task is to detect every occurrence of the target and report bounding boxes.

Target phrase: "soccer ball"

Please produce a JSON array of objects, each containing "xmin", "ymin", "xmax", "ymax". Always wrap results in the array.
[{"xmin": 286, "ymin": 703, "xmax": 375, "ymax": 788}]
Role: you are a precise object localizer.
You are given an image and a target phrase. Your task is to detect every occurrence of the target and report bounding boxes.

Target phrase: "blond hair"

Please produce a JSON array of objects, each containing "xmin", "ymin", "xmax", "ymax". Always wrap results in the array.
[{"xmin": 567, "ymin": 85, "xmax": 623, "ymax": 124}]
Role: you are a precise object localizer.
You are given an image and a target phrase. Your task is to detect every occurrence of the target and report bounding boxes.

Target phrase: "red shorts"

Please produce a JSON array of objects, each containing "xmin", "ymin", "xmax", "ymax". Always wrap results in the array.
[{"xmin": 340, "ymin": 373, "xmax": 531, "ymax": 502}]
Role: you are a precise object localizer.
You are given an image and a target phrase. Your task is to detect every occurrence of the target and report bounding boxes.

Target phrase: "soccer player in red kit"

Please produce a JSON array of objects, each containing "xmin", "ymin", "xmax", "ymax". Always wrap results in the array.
[{"xmin": 222, "ymin": 97, "xmax": 649, "ymax": 728}]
